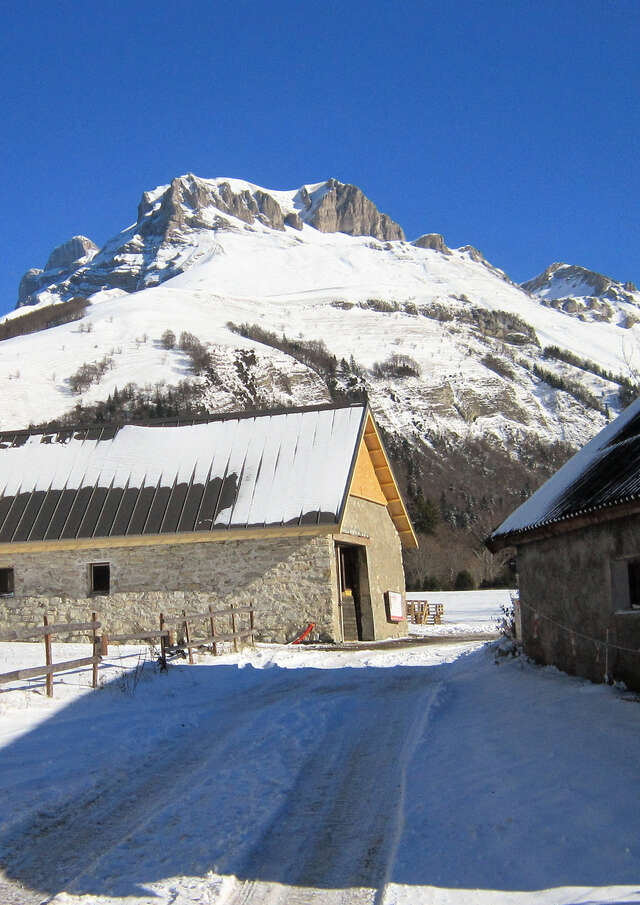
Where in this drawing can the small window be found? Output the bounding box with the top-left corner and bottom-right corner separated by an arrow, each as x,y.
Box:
629,560 -> 640,609
0,568 -> 14,596
89,562 -> 110,595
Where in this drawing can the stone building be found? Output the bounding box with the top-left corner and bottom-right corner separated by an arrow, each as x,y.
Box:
487,398 -> 640,689
0,403 -> 417,643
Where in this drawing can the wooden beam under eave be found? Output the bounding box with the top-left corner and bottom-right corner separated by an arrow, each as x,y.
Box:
357,412 -> 419,549
0,523 -> 336,555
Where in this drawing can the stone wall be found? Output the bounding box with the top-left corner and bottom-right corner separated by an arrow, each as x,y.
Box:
516,512 -> 640,689
0,533 -> 337,644
340,496 -> 408,640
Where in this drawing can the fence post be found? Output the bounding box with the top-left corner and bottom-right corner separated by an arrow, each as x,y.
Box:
209,604 -> 218,657
159,612 -> 167,669
91,611 -> 98,689
183,609 -> 193,665
231,603 -> 238,653
250,605 -> 255,647
101,632 -> 109,657
43,614 -> 53,698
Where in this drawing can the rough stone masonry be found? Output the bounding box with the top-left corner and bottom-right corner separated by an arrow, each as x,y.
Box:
0,533 -> 338,644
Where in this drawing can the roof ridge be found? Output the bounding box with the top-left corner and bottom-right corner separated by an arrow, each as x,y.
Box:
0,400 -> 369,442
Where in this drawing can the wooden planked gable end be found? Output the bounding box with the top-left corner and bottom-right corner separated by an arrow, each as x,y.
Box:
349,440 -> 387,506
345,413 -> 418,549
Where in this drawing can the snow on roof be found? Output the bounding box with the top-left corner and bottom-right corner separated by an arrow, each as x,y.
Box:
490,397 -> 640,545
0,405 -> 367,543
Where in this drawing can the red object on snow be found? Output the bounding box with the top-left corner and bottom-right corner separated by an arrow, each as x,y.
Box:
290,622 -> 316,645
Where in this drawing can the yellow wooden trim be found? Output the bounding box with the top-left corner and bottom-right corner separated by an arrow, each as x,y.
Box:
369,450 -> 387,467
344,413 -> 418,549
0,523 -> 335,555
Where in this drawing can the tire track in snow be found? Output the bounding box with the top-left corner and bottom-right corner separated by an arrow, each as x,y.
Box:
226,673 -> 444,905
1,669 -> 324,903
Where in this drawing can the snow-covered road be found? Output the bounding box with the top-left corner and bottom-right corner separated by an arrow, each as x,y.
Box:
0,638 -> 639,905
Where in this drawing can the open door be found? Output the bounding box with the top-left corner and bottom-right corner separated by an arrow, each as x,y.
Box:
336,544 -> 364,641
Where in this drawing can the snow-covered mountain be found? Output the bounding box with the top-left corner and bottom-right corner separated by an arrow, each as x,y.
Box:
521,262 -> 640,327
3,174 -> 639,584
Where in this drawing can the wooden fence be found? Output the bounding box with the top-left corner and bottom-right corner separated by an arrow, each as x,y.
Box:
406,599 -> 444,625
0,602 -> 260,696
161,603 -> 258,664
0,612 -> 101,697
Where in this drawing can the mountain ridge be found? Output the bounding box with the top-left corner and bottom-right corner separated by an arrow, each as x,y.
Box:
15,175 -> 405,308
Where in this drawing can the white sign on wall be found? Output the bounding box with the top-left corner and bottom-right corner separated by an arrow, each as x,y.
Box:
385,591 -> 404,622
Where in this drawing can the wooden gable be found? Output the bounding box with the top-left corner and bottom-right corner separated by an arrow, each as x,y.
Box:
349,441 -> 387,506
346,413 -> 418,549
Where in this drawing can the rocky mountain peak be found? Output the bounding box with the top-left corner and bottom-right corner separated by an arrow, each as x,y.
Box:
521,262 -> 640,326
522,263 -> 614,299
412,233 -> 451,254
138,174 -> 289,235
308,178 -> 405,241
15,174 -> 408,309
523,262 -> 640,304
45,236 -> 99,272
135,173 -> 405,241
17,236 -> 100,307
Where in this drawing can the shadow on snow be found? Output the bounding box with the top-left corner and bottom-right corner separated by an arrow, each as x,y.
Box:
0,647 -> 638,900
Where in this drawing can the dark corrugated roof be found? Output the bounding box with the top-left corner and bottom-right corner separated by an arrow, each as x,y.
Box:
490,398 -> 640,546
0,404 -> 368,544
532,436 -> 640,527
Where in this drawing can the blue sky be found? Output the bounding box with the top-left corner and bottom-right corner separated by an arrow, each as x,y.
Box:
1,0 -> 638,316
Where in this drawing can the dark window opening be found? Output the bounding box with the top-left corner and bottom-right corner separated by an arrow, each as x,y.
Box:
90,562 -> 110,595
0,568 -> 14,596
628,560 -> 640,609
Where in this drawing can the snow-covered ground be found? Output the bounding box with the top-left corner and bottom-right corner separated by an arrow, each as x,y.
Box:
407,588 -> 512,635
0,625 -> 639,905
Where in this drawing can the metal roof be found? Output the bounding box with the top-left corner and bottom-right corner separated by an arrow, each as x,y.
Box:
489,397 -> 640,548
0,405 -> 368,544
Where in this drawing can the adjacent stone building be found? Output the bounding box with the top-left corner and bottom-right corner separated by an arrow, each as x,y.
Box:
487,399 -> 640,689
0,403 -> 417,643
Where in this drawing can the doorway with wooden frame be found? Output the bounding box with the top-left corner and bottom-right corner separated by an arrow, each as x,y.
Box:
336,543 -> 371,641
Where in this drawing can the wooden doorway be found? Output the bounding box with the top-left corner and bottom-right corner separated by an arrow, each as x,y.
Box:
337,544 -> 365,641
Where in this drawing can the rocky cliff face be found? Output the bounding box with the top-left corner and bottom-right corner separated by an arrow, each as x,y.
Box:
45,236 -> 99,272
137,175 -> 291,233
307,179 -> 404,240
412,233 -> 451,254
17,236 -> 99,306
